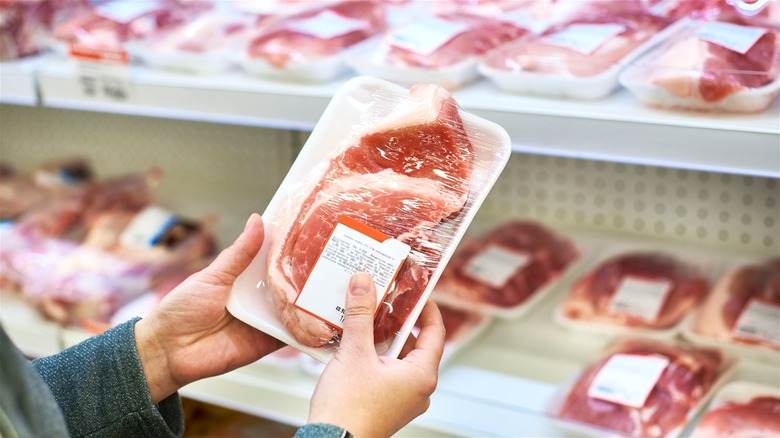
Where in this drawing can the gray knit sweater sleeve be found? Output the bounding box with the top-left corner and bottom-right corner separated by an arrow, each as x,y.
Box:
31,318 -> 184,438
295,423 -> 350,438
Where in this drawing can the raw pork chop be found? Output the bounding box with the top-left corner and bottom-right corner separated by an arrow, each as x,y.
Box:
266,84 -> 474,348
434,220 -> 578,309
558,338 -> 725,438
691,257 -> 780,350
561,252 -> 709,330
692,396 -> 780,438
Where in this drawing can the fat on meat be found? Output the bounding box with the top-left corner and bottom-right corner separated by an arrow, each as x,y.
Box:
561,252 -> 709,330
434,220 -> 578,309
246,1 -> 386,68
482,13 -> 672,77
266,84 -> 474,348
692,396 -> 780,438
558,338 -> 726,438
691,257 -> 780,350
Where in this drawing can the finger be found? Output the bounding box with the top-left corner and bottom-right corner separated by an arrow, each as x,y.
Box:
338,272 -> 378,358
198,213 -> 264,286
398,333 -> 417,359
404,300 -> 445,367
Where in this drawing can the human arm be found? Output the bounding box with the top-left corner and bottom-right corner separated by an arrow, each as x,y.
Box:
302,273 -> 446,437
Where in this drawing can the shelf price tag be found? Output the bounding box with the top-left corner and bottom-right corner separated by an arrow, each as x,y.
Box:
70,44 -> 132,103
295,216 -> 411,329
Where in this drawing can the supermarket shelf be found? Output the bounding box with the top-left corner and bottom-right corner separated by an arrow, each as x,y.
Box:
33,59 -> 780,178
0,292 -> 61,358
0,57 -> 42,106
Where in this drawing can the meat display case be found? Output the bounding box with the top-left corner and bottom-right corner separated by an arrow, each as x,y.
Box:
1,55 -> 778,437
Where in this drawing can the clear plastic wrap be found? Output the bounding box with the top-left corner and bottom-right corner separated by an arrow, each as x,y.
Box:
689,381 -> 780,438
555,247 -> 716,338
548,337 -> 737,438
619,19 -> 780,113
347,12 -> 528,89
227,76 -> 511,363
479,11 -> 681,99
237,1 -> 387,82
433,220 -> 580,318
682,257 -> 779,357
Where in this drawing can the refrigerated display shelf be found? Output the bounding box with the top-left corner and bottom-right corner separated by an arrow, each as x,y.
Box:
0,56 -> 42,106
0,56 -> 776,178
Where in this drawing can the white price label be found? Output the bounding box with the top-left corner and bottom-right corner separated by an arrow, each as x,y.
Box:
732,299 -> 780,346
119,206 -> 177,248
543,23 -> 626,55
285,10 -> 369,39
295,216 -> 411,329
95,1 -> 163,24
608,276 -> 672,322
77,64 -> 132,102
389,16 -> 470,55
501,11 -> 554,35
695,21 -> 767,54
588,353 -> 669,408
462,245 -> 531,289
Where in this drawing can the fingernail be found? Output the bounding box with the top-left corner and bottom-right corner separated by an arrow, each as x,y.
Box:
244,214 -> 257,232
349,273 -> 372,296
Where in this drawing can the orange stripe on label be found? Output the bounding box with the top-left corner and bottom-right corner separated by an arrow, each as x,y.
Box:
337,215 -> 390,243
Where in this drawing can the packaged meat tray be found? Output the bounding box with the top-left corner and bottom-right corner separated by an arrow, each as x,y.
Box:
347,12 -> 528,90
548,337 -> 737,438
413,303 -> 493,367
226,76 -> 511,364
237,1 -> 387,82
619,19 -> 780,113
682,257 -> 779,360
478,12 -> 684,99
432,220 -> 581,319
688,381 -> 780,438
554,245 -> 719,338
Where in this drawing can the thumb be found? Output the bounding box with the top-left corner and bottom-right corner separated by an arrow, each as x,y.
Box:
338,272 -> 378,357
196,213 -> 264,286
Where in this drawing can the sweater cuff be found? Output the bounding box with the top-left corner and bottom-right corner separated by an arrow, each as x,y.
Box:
32,318 -> 184,438
295,423 -> 352,438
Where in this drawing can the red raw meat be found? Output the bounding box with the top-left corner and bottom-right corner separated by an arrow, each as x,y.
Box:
435,220 -> 578,309
246,1 -> 386,68
417,304 -> 485,344
692,395 -> 780,437
562,252 -> 709,330
691,257 -> 780,350
558,338 -> 726,438
385,13 -> 527,69
267,84 -> 474,348
0,0 -> 52,60
482,13 -> 672,77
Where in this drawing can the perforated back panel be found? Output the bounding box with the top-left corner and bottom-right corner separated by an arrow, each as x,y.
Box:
1,104 -> 778,254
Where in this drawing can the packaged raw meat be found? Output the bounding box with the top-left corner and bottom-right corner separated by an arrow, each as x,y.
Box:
479,11 -> 681,99
433,220 -> 579,318
690,381 -> 780,438
619,19 -> 780,113
227,76 -> 511,363
683,257 -> 779,357
0,0 -> 52,61
238,1 -> 387,82
549,337 -> 736,438
555,248 -> 713,337
413,303 -> 492,366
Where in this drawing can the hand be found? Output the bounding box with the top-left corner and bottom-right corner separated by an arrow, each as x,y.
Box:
135,213 -> 284,403
307,273 -> 446,437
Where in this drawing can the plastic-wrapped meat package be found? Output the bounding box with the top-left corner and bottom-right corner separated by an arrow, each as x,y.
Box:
557,251 -> 710,335
131,9 -> 260,74
551,338 -> 735,438
348,12 -> 527,89
619,19 -> 780,113
240,1 -> 386,82
51,0 -> 206,54
433,220 -> 578,318
227,76 -> 511,363
11,204 -> 216,329
413,303 -> 491,366
685,257 -> 779,353
690,382 -> 780,438
0,0 -> 52,60
479,11 -> 678,99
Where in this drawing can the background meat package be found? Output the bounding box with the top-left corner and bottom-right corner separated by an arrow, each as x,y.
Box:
553,242 -> 725,339
432,219 -> 586,319
227,76 -> 511,364
547,337 -> 738,438
689,381 -> 780,438
681,256 -> 780,361
619,19 -> 780,114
